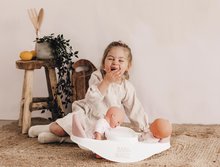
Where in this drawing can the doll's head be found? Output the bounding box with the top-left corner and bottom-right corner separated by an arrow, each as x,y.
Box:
100,41 -> 132,80
105,107 -> 125,128
149,118 -> 172,139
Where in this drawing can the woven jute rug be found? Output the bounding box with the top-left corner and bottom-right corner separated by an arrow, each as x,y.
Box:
0,118 -> 219,167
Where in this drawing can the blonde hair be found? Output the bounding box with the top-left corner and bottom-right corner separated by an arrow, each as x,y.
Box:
100,41 -> 132,80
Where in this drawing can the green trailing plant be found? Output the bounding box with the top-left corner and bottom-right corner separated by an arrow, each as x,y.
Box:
36,33 -> 78,119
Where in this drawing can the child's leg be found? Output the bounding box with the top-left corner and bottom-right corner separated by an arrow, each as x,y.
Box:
28,124 -> 51,138
72,113 -> 87,138
29,122 -> 67,138
38,132 -> 73,144
49,122 -> 67,137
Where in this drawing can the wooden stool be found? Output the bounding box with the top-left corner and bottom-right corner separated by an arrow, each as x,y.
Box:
16,60 -> 64,134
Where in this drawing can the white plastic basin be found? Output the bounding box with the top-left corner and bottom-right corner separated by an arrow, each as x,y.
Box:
105,126 -> 138,142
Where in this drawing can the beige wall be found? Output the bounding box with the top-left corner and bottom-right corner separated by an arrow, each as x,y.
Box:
0,0 -> 220,124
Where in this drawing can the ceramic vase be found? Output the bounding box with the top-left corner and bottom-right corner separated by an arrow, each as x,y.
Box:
36,42 -> 53,59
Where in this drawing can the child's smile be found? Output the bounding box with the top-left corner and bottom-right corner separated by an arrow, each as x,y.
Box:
104,47 -> 129,74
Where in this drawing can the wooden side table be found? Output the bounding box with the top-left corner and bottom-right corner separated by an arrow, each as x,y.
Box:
16,60 -> 64,134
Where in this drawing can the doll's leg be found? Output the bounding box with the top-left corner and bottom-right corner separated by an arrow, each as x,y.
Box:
28,124 -> 51,137
38,132 -> 73,144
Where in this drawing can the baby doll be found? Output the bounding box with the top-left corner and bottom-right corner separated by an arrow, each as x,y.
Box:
138,118 -> 172,143
94,106 -> 125,140
94,106 -> 125,158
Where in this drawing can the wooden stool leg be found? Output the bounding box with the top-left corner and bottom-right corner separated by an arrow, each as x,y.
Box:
18,73 -> 26,126
45,67 -> 64,114
22,70 -> 33,134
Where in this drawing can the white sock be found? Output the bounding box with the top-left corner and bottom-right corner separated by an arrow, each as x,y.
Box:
62,136 -> 73,143
28,124 -> 50,138
38,132 -> 73,144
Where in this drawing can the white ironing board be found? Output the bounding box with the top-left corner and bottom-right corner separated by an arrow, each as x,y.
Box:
71,126 -> 170,163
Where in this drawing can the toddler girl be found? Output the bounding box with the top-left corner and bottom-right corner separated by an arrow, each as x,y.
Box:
29,41 -> 171,143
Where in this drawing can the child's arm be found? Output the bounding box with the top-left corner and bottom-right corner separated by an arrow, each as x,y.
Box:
97,79 -> 110,95
98,69 -> 122,95
85,69 -> 122,102
122,81 -> 149,132
84,71 -> 105,103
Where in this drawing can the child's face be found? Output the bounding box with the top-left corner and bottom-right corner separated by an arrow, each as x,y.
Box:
103,47 -> 130,75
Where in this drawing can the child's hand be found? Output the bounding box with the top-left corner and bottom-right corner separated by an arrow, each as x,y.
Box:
98,68 -> 123,95
104,68 -> 123,84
